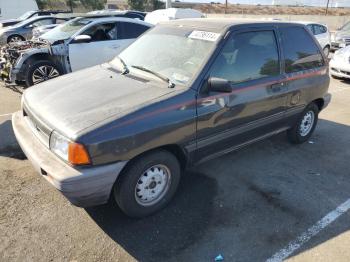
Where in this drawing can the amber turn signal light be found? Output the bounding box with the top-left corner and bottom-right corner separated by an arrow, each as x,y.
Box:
68,143 -> 91,165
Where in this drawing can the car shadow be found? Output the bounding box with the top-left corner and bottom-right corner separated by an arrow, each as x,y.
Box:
85,118 -> 350,261
85,171 -> 218,262
0,119 -> 25,160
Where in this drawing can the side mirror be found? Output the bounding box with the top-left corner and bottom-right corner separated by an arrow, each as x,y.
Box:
72,34 -> 91,44
206,77 -> 231,93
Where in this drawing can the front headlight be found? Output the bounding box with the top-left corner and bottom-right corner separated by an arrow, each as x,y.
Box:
50,131 -> 70,161
50,131 -> 91,165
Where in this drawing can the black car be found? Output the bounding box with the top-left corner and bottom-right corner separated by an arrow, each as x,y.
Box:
13,19 -> 331,218
0,10 -> 71,28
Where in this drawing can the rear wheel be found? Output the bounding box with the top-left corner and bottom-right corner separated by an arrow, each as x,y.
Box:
7,35 -> 25,43
287,103 -> 319,144
25,60 -> 62,87
114,150 -> 181,218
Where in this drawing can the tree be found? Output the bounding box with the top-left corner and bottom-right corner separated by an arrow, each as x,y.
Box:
128,0 -> 145,11
80,0 -> 107,10
151,0 -> 164,10
36,0 -> 49,9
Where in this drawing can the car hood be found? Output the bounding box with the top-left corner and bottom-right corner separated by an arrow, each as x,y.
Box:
0,19 -> 20,26
23,64 -> 181,140
335,30 -> 350,39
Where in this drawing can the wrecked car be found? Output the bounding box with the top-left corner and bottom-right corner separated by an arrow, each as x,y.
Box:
13,19 -> 330,218
0,16 -> 152,86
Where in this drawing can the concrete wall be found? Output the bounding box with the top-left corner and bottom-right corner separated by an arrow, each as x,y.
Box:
206,14 -> 350,30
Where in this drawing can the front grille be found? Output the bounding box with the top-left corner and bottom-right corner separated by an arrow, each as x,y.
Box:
23,104 -> 51,148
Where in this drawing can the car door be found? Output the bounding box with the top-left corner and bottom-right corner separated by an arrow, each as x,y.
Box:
68,22 -> 122,72
195,27 -> 289,162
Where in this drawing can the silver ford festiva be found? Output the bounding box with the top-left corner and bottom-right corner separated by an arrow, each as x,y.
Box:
13,19 -> 331,217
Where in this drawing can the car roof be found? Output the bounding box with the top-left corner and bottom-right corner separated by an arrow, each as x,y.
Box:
73,16 -> 152,26
294,21 -> 327,27
163,18 -> 307,32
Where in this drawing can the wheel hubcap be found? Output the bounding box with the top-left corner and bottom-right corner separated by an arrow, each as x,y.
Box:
299,111 -> 315,137
32,65 -> 60,84
135,164 -> 171,206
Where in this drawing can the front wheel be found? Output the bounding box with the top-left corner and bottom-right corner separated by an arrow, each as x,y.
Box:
287,103 -> 319,144
25,60 -> 62,87
114,150 -> 181,218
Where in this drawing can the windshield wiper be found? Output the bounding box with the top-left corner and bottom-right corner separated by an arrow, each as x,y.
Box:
116,56 -> 129,75
131,65 -> 175,88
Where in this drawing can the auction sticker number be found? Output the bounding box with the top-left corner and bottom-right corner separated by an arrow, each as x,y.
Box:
188,31 -> 220,42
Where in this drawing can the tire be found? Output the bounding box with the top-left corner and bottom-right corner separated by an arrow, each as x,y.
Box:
114,150 -> 181,218
7,35 -> 25,43
287,103 -> 319,144
323,46 -> 330,58
25,60 -> 62,87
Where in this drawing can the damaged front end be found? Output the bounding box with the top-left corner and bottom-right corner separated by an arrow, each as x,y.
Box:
0,40 -> 52,84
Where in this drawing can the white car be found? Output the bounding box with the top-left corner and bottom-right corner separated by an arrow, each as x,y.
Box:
144,8 -> 204,25
296,21 -> 331,56
0,16 -> 152,86
329,46 -> 350,79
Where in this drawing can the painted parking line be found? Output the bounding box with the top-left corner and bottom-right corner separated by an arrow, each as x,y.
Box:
0,113 -> 13,118
266,198 -> 350,262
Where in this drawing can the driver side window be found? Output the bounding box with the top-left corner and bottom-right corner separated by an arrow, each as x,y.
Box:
209,30 -> 280,84
81,23 -> 118,42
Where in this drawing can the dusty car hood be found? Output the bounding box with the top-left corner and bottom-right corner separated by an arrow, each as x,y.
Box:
23,64 -> 180,140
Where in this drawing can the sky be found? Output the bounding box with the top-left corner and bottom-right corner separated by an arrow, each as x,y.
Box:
177,0 -> 350,7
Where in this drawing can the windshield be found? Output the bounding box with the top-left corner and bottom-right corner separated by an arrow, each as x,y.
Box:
41,18 -> 92,41
18,11 -> 35,20
110,26 -> 219,86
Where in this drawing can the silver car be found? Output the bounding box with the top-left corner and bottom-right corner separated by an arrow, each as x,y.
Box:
0,16 -> 69,45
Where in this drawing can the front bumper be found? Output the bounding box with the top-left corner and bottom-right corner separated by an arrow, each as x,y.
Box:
12,111 -> 127,207
329,59 -> 350,79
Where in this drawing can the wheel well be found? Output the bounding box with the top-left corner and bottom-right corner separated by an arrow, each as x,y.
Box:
7,34 -> 24,42
313,98 -> 324,111
25,53 -> 53,65
119,144 -> 188,176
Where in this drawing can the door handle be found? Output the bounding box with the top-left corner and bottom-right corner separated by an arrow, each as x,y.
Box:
269,82 -> 286,92
110,45 -> 120,49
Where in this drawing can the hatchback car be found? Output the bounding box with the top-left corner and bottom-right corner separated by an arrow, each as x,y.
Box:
13,19 -> 331,217
0,10 -> 71,28
0,15 -> 71,44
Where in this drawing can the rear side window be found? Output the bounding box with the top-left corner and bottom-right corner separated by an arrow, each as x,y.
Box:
280,26 -> 324,73
118,22 -> 149,39
313,25 -> 327,35
209,30 -> 280,83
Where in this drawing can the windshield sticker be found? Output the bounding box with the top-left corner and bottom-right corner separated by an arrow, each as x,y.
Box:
188,31 -> 220,42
